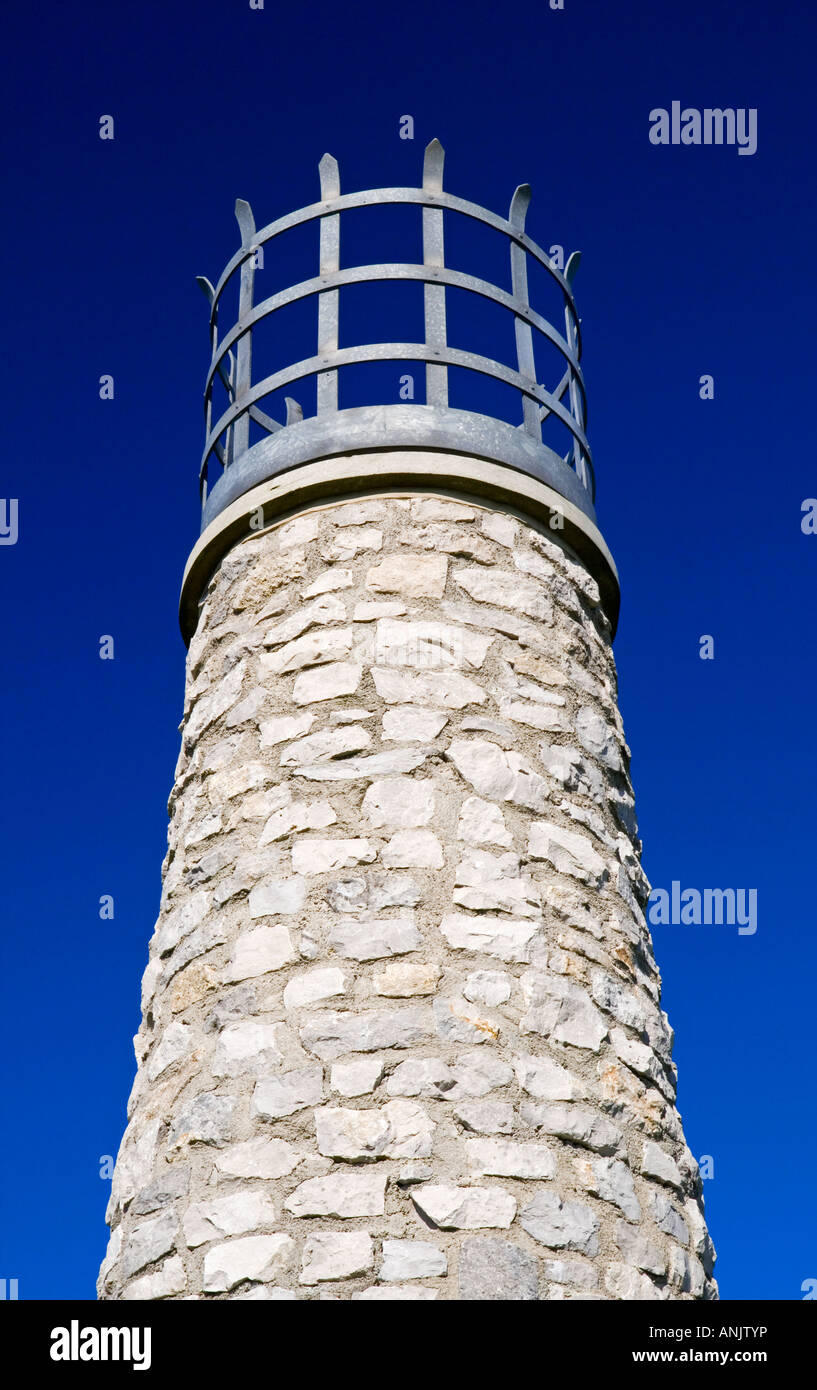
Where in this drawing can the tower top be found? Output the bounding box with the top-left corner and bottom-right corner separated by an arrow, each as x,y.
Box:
181,140 -> 619,640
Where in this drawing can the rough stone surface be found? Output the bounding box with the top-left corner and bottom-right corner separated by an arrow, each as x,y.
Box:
411,1184 -> 517,1230
285,1170 -> 387,1219
315,1101 -> 435,1161
458,1237 -> 539,1300
300,1232 -> 374,1284
379,1239 -> 447,1281
100,495 -> 716,1302
203,1234 -> 295,1293
520,1191 -> 600,1256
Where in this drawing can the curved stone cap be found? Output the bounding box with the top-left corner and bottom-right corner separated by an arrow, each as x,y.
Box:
180,447 -> 620,645
202,405 -> 597,534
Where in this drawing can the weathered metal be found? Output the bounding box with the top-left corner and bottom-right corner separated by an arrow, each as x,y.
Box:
196,140 -> 596,530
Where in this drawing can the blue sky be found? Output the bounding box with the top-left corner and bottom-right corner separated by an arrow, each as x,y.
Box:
2,0 -> 815,1300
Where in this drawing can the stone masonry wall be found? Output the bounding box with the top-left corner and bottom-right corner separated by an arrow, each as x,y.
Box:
98,493 -> 716,1301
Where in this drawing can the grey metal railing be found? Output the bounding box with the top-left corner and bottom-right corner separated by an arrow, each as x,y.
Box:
196,139 -> 595,528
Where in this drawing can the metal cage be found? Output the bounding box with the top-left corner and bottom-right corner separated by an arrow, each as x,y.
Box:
196,140 -> 596,532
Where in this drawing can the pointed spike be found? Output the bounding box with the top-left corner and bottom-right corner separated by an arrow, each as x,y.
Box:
423,138 -> 445,191
319,153 -> 340,199
196,275 -> 216,306
235,198 -> 256,247
509,184 -> 531,229
565,250 -> 582,285
285,397 -> 304,425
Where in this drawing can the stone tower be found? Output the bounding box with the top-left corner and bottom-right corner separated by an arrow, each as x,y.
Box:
98,143 -> 716,1301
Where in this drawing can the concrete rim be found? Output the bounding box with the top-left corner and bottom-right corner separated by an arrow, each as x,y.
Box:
179,449 -> 620,646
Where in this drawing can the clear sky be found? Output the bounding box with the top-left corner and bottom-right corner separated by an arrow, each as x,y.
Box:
2,0 -> 815,1300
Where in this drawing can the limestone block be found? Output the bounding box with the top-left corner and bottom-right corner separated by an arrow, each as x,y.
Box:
639,1142 -> 682,1191
371,962 -> 441,997
453,566 -> 550,620
466,1137 -> 556,1180
327,916 -> 420,961
184,1192 -> 278,1247
215,1137 -> 305,1180
520,1191 -> 600,1255
372,666 -> 487,709
259,799 -> 337,844
302,568 -> 353,597
170,1093 -> 236,1148
285,1170 -> 387,1219
520,1101 -> 622,1155
300,1007 -> 434,1059
322,527 -> 382,561
224,924 -> 297,982
292,662 -> 362,705
543,1257 -> 599,1290
453,1099 -> 514,1134
365,554 -> 448,597
122,1256 -> 186,1301
381,707 -> 449,743
527,822 -> 608,884
315,1101 -> 435,1161
652,1193 -> 690,1245
291,839 -> 376,874
300,1232 -> 375,1283
353,601 -> 408,621
386,1058 -> 457,1100
284,968 -> 349,1009
259,713 -> 315,747
329,1059 -> 386,1098
374,618 -> 492,669
462,970 -> 511,1006
280,727 -> 371,766
513,1052 -> 588,1102
212,1021 -> 293,1077
380,1240 -> 447,1281
574,1156 -> 641,1221
203,1234 -> 296,1293
456,796 -> 512,848
362,777 -> 436,830
411,1185 -> 517,1230
252,1067 -> 325,1119
605,1263 -> 666,1300
248,880 -> 307,918
458,1237 -> 539,1300
120,1212 -> 179,1282
439,913 -> 539,963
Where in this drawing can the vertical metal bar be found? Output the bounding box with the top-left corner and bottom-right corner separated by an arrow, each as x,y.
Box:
196,276 -> 218,503
563,252 -> 588,487
317,154 -> 340,414
232,199 -> 256,460
225,352 -> 236,468
422,139 -> 448,408
564,300 -> 588,488
509,184 -> 539,439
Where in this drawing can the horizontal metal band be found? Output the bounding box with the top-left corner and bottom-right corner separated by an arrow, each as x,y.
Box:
201,404 -> 596,532
205,262 -> 586,411
209,187 -> 579,325
201,345 -> 593,480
